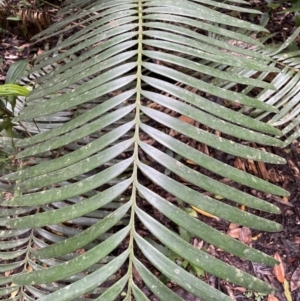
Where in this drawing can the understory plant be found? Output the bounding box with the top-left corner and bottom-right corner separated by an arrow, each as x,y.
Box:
0,60 -> 29,135
264,0 -> 300,27
1,0 -> 300,300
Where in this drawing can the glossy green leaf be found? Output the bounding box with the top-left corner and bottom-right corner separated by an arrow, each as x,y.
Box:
12,227 -> 129,285
16,90 -> 135,147
7,121 -> 134,181
142,107 -> 284,164
0,249 -> 27,260
142,75 -> 281,136
0,238 -> 30,250
5,60 -> 28,84
144,63 -> 277,112
3,159 -> 133,207
38,250 -> 129,301
94,274 -> 128,301
133,258 -> 184,301
15,71 -> 136,121
0,84 -> 30,97
134,233 -> 233,301
17,139 -> 134,190
143,51 -> 273,89
138,162 -> 282,232
132,283 -> 151,301
142,91 -> 282,147
137,183 -> 277,265
141,124 -> 288,196
0,229 -> 29,238
34,201 -> 131,259
139,141 -> 280,213
15,105 -> 135,158
0,261 -> 24,273
0,286 -> 20,297
6,180 -> 131,228
136,206 -> 275,293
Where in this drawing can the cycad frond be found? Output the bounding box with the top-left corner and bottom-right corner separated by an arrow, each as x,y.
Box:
0,1 -> 293,300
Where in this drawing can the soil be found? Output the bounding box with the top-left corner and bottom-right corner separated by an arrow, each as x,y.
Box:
0,1 -> 300,301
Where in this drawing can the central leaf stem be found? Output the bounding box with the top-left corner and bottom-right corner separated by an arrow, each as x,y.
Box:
127,0 -> 144,298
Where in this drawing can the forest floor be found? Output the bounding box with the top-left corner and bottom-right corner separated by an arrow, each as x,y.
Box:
0,1 -> 300,301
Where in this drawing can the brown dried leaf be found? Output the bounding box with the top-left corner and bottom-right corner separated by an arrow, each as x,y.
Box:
269,195 -> 294,207
4,192 -> 13,200
215,130 -> 221,137
5,271 -> 11,277
231,101 -> 242,109
282,196 -> 289,202
10,284 -> 19,298
229,223 -> 240,230
252,233 -> 261,241
37,48 -> 44,55
186,159 -> 197,165
202,144 -> 210,155
170,115 -> 195,136
247,159 -> 258,175
206,244 -> 217,257
193,238 -> 204,250
273,252 -> 285,283
76,249 -> 85,255
227,228 -> 241,239
27,265 -> 33,272
239,227 -> 252,245
178,115 -> 195,125
294,236 -> 300,244
19,43 -> 31,49
233,287 -> 247,293
227,227 -> 252,245
290,266 -> 300,291
234,157 -> 245,171
257,161 -> 269,180
267,295 -> 279,301
225,285 -> 236,300
132,265 -> 143,287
